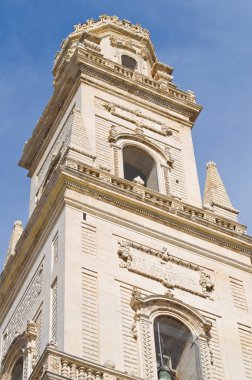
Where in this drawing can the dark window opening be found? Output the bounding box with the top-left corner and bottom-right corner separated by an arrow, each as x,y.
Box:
121,55 -> 137,70
154,316 -> 200,380
123,146 -> 159,191
11,358 -> 23,380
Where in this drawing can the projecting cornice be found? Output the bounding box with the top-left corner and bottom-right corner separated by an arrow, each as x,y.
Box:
1,159 -> 252,322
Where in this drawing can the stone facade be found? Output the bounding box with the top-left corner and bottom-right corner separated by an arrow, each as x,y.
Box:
1,15 -> 252,380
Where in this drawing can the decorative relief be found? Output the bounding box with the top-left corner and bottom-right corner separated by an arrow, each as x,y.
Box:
117,240 -> 214,299
141,319 -> 155,380
103,100 -> 176,138
2,263 -> 43,358
198,337 -> 212,380
73,15 -> 151,39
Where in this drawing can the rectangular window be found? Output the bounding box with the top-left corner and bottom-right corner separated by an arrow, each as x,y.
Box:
52,232 -> 59,268
50,279 -> 57,342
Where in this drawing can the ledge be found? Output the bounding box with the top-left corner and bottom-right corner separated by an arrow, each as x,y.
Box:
30,347 -> 142,380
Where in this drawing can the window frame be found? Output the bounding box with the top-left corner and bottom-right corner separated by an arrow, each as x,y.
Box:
130,292 -> 212,380
122,144 -> 160,192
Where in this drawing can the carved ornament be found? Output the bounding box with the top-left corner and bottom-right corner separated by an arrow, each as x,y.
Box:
118,240 -> 214,299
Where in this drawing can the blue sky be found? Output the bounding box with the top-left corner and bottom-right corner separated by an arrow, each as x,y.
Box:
1,0 -> 252,269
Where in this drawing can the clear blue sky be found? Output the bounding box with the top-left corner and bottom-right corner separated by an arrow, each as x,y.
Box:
1,0 -> 252,269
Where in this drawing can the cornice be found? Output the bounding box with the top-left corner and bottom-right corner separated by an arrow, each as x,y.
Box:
60,164 -> 250,251
1,163 -> 251,320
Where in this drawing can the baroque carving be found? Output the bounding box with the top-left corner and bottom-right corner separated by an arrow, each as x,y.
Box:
141,319 -> 155,380
117,240 -> 214,298
102,99 -> 178,138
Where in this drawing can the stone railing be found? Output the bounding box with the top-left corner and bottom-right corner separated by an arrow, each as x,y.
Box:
64,159 -> 247,236
30,347 -> 142,380
76,49 -> 194,104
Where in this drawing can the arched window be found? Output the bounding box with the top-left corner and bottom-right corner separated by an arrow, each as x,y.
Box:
123,146 -> 159,191
154,316 -> 200,380
121,55 -> 137,70
11,358 -> 23,380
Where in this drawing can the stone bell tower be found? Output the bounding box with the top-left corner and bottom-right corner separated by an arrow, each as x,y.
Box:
1,15 -> 252,380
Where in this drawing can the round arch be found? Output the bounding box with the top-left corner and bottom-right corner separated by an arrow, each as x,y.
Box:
131,292 -> 212,380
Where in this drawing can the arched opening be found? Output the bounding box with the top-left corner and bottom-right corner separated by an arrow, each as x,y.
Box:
154,316 -> 200,380
11,358 -> 23,380
121,55 -> 137,70
123,146 -> 159,191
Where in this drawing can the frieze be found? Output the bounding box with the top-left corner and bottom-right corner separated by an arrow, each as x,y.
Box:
102,99 -> 175,138
117,240 -> 214,298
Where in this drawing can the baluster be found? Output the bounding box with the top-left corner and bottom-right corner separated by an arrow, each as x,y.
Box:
86,368 -> 94,380
78,367 -> 86,380
61,360 -> 69,377
95,371 -> 102,380
70,363 -> 77,379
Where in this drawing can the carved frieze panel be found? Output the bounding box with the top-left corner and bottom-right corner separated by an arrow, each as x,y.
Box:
102,99 -> 177,139
117,240 -> 214,299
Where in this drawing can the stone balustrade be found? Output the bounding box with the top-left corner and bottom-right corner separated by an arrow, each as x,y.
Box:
76,49 -> 193,104
30,347 -> 142,380
64,159 -> 247,236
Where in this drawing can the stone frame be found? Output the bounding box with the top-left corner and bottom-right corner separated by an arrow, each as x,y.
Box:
130,291 -> 212,380
109,130 -> 172,195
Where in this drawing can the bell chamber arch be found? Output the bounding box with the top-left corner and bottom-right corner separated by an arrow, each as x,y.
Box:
130,292 -> 212,380
122,145 -> 159,191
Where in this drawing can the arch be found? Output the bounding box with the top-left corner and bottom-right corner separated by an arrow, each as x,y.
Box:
11,358 -> 23,380
121,55 -> 138,70
108,130 -> 173,166
122,145 -> 159,191
131,293 -> 211,335
131,292 -> 212,380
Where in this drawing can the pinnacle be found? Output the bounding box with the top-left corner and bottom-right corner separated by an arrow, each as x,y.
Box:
203,162 -> 238,221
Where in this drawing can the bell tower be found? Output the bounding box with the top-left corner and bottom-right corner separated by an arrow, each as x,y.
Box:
1,15 -> 252,380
